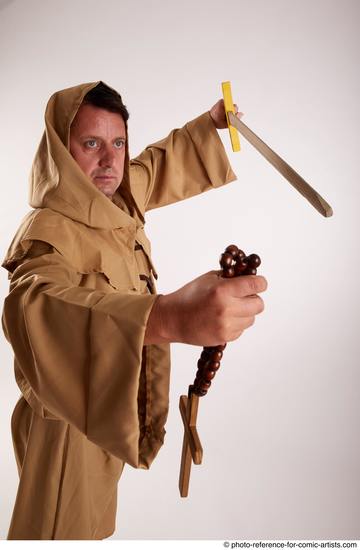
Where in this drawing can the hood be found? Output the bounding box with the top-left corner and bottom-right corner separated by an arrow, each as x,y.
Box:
29,80 -> 144,229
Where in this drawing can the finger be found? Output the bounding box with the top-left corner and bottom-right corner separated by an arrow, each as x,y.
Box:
230,294 -> 265,317
227,316 -> 255,341
225,275 -> 268,298
240,316 -> 256,330
208,269 -> 223,278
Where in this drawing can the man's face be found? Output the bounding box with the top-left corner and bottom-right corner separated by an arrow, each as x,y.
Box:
69,103 -> 126,199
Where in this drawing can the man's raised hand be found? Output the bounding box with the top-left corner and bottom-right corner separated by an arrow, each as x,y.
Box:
209,98 -> 244,129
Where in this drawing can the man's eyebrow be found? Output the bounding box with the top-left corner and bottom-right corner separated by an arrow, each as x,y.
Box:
80,134 -> 127,141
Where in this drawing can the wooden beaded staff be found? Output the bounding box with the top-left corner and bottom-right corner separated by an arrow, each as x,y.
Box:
178,244 -> 261,497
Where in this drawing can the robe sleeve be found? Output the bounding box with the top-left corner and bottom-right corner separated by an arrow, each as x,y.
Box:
130,111 -> 237,212
1,241 -> 167,469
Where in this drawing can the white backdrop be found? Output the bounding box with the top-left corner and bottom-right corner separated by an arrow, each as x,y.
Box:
0,0 -> 359,541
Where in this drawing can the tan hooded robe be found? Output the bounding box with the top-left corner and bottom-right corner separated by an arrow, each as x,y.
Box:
1,81 -> 237,540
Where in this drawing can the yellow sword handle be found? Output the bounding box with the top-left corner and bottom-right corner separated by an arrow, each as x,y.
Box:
222,81 -> 241,152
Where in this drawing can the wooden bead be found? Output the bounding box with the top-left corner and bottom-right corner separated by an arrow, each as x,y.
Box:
223,267 -> 235,278
204,369 -> 216,381
201,350 -> 210,360
237,249 -> 246,259
220,252 -> 233,268
208,345 -> 225,354
208,360 -> 220,371
247,254 -> 261,269
225,244 -> 239,257
216,343 -> 227,351
235,255 -> 247,266
191,385 -> 207,396
243,267 -> 257,276
234,259 -> 248,276
211,350 -> 223,361
200,380 -> 211,391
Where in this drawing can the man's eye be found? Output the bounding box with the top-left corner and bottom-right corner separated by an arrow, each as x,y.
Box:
85,139 -> 98,148
114,140 -> 125,149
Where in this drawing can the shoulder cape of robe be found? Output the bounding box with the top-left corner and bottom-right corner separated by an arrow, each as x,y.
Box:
1,80 -> 237,539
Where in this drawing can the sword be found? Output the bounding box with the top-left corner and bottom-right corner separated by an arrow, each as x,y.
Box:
222,82 -> 333,218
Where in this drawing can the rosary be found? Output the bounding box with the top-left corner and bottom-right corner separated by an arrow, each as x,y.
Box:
178,244 -> 261,497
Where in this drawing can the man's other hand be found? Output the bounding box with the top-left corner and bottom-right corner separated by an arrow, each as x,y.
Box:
209,98 -> 244,129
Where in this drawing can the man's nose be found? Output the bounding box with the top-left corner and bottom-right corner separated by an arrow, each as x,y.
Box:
99,146 -> 115,167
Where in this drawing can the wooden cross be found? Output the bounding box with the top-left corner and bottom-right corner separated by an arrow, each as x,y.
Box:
178,388 -> 203,497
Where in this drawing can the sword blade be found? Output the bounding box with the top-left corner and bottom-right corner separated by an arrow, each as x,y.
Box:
228,112 -> 333,218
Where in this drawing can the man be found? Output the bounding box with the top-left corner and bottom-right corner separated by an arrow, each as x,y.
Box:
1,81 -> 267,540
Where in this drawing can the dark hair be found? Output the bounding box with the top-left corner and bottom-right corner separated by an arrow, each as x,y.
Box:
82,82 -> 129,121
